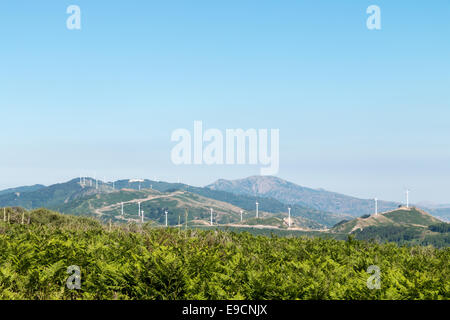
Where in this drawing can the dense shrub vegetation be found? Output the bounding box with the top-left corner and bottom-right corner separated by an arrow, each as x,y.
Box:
429,222 -> 450,233
353,225 -> 450,248
354,226 -> 423,242
0,208 -> 448,300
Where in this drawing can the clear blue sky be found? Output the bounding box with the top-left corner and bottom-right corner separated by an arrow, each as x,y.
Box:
1,1 -> 449,203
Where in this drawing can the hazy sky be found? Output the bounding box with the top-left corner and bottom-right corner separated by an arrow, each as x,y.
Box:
1,1 -> 449,203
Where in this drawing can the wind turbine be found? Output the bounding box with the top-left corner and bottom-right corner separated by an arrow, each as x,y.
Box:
256,201 -> 259,219
210,208 -> 214,226
288,207 -> 291,228
240,210 -> 243,222
375,198 -> 378,216
165,210 -> 168,227
406,189 -> 410,208
138,202 -> 141,217
141,210 -> 144,223
129,179 -> 144,191
121,202 -> 124,216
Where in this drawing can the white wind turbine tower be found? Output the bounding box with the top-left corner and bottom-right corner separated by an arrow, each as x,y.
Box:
406,189 -> 410,208
129,179 -> 144,191
256,201 -> 259,218
240,210 -> 243,222
141,210 -> 144,223
165,210 -> 168,227
288,207 -> 291,228
121,202 -> 124,216
138,202 -> 141,217
210,208 -> 214,226
375,198 -> 378,216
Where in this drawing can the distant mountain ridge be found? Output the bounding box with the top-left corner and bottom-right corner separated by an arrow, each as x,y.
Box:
54,188 -> 332,229
0,178 -> 348,229
0,178 -> 448,245
0,179 -> 109,209
0,184 -> 46,196
207,176 -> 402,217
1,176 -> 448,226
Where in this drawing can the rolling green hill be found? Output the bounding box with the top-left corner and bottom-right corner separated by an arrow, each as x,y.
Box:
330,207 -> 449,247
331,207 -> 442,234
1,177 -> 445,231
0,184 -> 46,196
0,178 -> 347,228
0,179 -> 111,209
101,179 -> 350,227
184,185 -> 349,227
53,188 -> 326,229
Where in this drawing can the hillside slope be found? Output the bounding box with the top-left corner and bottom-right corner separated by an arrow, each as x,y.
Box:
0,179 -> 112,209
332,207 -> 442,234
208,176 -> 402,216
0,178 -> 346,228
54,188 -> 326,229
0,184 -> 46,196
91,179 -> 346,226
